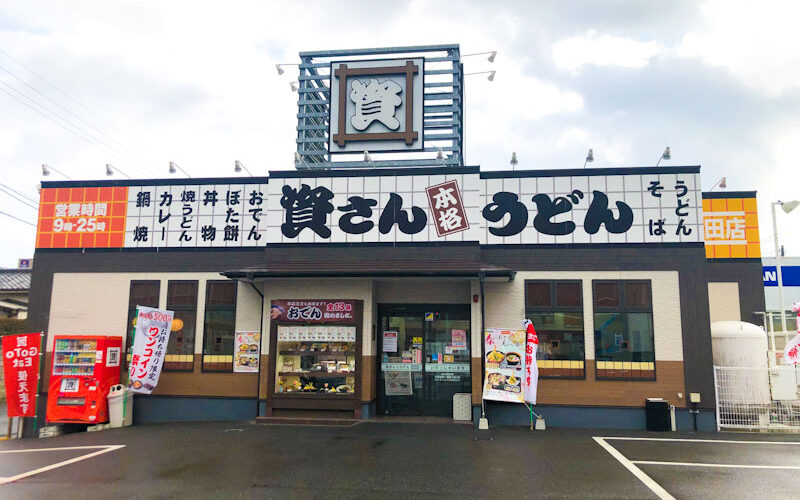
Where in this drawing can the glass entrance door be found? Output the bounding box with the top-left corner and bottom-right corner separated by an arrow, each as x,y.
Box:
378,304 -> 471,417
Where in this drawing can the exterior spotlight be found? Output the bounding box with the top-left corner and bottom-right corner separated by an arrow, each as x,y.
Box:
464,71 -> 496,81
42,163 -> 71,179
294,152 -> 309,169
583,149 -> 594,168
169,161 -> 190,177
462,51 -> 498,62
510,152 -> 518,169
364,151 -> 374,165
656,146 -> 671,167
781,200 -> 800,214
290,82 -> 299,92
106,163 -> 130,178
709,177 -> 727,191
436,148 -> 444,161
234,160 -> 252,176
275,63 -> 299,75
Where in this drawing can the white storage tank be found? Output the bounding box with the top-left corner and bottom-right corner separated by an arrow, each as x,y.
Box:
711,321 -> 770,406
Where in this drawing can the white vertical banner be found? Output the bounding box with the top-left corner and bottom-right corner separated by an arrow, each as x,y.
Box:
128,306 -> 174,394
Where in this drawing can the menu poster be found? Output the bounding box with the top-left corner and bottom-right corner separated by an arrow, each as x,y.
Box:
451,329 -> 467,351
234,331 -> 261,373
383,331 -> 398,353
483,328 -> 526,403
385,370 -> 413,395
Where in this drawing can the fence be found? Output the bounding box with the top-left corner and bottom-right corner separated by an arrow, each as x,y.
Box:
714,365 -> 800,431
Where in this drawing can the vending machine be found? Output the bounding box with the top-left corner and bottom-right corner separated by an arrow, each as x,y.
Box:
46,335 -> 123,424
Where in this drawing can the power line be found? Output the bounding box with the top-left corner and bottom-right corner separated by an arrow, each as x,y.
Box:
0,80 -> 155,178
0,186 -> 38,210
0,210 -> 36,227
0,47 -> 153,153
0,62 -> 162,177
0,182 -> 39,204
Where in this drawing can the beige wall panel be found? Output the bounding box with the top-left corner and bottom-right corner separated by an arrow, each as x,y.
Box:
47,272 -> 247,353
708,282 -> 741,323
484,271 -> 684,362
375,278 -> 471,304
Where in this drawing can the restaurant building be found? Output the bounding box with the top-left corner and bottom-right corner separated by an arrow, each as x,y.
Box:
26,45 -> 720,431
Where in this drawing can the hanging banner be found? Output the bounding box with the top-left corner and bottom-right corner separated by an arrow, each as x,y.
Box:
128,306 -> 174,394
782,302 -> 800,365
483,328 -> 526,403
2,333 -> 42,417
234,331 -> 261,373
523,320 -> 540,404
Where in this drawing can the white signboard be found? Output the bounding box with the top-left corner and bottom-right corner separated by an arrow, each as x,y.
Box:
53,168 -> 703,249
128,306 -> 174,394
124,183 -> 268,248
329,58 -> 424,153
266,173 -> 480,243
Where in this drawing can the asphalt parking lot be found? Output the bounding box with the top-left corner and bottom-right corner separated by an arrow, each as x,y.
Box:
1,421 -> 800,499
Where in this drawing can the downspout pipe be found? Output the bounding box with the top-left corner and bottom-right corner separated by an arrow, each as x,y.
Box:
246,272 -> 265,417
479,272 -> 486,419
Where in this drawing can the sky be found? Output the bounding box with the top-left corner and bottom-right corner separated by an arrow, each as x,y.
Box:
0,0 -> 799,267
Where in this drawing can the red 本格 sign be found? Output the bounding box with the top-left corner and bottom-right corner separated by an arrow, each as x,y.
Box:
2,333 -> 42,417
426,179 -> 470,237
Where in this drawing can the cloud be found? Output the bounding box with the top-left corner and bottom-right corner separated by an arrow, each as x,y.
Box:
552,31 -> 665,72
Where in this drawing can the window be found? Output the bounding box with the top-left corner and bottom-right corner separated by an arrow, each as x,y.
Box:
202,281 -> 237,372
525,280 -> 585,378
165,281 -> 198,371
125,281 -> 160,357
593,280 -> 655,380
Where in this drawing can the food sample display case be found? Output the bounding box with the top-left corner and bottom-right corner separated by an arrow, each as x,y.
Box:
266,300 -> 362,418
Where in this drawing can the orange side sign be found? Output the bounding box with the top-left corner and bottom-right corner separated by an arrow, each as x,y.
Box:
36,187 -> 128,248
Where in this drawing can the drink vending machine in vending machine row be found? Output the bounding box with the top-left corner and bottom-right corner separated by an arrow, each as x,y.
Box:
46,335 -> 123,424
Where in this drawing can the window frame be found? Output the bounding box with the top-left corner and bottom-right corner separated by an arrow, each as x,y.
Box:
201,280 -> 238,373
591,279 -> 656,381
524,279 -> 586,380
164,279 -> 199,372
125,280 -> 161,357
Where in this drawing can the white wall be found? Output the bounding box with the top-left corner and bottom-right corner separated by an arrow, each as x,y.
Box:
47,272 -> 261,353
483,271 -> 684,361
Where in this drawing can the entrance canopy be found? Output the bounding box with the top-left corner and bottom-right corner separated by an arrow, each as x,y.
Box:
221,259 -> 514,280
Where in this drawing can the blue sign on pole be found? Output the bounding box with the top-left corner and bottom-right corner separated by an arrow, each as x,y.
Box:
763,266 -> 800,286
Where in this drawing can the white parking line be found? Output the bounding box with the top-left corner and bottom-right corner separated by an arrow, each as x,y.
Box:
0,445 -> 125,485
593,437 -> 676,500
632,460 -> 800,470
600,436 -> 800,445
595,436 -> 800,500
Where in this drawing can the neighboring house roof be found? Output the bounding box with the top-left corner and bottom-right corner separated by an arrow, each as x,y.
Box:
0,269 -> 31,292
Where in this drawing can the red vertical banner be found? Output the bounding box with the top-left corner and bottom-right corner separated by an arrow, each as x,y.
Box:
2,333 -> 42,417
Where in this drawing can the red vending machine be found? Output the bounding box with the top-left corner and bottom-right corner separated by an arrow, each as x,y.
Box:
46,335 -> 123,424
